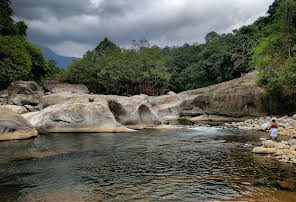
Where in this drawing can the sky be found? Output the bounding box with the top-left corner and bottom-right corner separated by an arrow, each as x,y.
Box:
12,0 -> 274,58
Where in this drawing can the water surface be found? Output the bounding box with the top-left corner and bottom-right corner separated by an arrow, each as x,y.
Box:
0,127 -> 296,201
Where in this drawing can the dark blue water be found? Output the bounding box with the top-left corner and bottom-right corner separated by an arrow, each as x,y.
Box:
0,127 -> 296,201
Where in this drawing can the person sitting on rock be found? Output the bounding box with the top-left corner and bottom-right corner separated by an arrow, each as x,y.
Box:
269,119 -> 278,140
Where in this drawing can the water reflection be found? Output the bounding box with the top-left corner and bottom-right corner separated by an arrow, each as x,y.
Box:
0,127 -> 295,201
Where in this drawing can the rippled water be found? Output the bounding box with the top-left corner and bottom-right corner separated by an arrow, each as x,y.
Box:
1,127 -> 296,201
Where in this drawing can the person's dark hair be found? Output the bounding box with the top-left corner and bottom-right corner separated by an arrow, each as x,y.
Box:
272,119 -> 276,122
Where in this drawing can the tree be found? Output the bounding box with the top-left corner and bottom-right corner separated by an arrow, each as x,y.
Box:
231,25 -> 259,76
64,39 -> 170,95
0,0 -> 17,35
205,31 -> 220,43
251,0 -> 296,96
15,21 -> 28,36
282,0 -> 296,58
0,36 -> 32,89
0,0 -> 56,89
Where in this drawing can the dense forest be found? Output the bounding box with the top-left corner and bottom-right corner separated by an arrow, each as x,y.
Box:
0,0 -> 60,90
0,0 -> 296,97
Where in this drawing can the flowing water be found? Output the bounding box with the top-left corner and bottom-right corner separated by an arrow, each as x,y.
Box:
1,126 -> 296,202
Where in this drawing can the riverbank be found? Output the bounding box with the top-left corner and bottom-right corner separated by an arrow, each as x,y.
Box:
1,71 -> 296,141
223,115 -> 296,137
252,139 -> 296,164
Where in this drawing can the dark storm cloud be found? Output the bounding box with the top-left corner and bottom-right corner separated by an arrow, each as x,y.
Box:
12,0 -> 274,57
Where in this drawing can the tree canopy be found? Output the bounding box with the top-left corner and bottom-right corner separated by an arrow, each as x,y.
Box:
63,38 -> 170,95
0,0 -> 63,90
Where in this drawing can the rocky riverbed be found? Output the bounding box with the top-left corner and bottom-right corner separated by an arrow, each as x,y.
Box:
223,115 -> 296,165
253,139 -> 296,164
225,115 -> 296,137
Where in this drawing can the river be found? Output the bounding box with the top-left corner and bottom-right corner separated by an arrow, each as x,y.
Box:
1,126 -> 296,201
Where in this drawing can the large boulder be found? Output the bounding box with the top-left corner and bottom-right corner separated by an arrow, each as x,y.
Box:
105,95 -> 161,127
41,93 -> 87,108
40,93 -> 162,129
148,94 -> 183,119
0,109 -> 38,141
177,72 -> 267,117
263,140 -> 276,148
8,81 -> 44,106
43,80 -> 89,94
23,97 -> 135,133
146,72 -> 269,119
252,147 -> 277,154
0,105 -> 28,114
275,143 -> 290,150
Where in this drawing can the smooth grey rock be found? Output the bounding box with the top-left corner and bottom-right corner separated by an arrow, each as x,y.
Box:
43,80 -> 89,94
23,98 -> 133,133
0,108 -> 38,140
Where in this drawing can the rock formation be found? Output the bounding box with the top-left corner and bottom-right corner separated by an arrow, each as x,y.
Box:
0,105 -> 28,114
23,94 -> 161,133
23,97 -> 133,133
7,81 -> 44,106
145,71 -> 270,120
177,71 -> 267,117
22,71 -> 288,133
43,80 -> 89,94
0,108 -> 38,141
5,71 -> 296,135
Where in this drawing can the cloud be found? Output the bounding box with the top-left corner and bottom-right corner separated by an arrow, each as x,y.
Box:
12,0 -> 274,57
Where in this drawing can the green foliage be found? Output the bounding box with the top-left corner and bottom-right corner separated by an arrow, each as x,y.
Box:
252,0 -> 296,96
0,35 -> 60,89
64,38 -> 170,95
205,31 -> 220,43
281,57 -> 296,93
0,0 -> 16,36
165,44 -> 202,92
15,21 -> 28,36
0,0 -> 59,90
0,36 -> 32,88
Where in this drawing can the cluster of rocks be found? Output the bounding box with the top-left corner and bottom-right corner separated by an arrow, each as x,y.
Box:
225,115 -> 296,137
0,80 -> 166,140
252,139 -> 296,164
1,71 -> 295,141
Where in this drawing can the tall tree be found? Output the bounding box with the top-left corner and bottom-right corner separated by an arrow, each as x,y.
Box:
282,0 -> 296,58
0,0 -> 16,35
205,31 -> 220,43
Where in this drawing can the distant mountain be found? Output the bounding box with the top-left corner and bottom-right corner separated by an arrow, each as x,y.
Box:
37,45 -> 80,69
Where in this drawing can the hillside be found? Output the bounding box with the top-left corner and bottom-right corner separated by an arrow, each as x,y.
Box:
37,45 -> 80,69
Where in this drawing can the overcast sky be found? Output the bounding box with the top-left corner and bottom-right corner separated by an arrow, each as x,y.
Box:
12,0 -> 274,57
